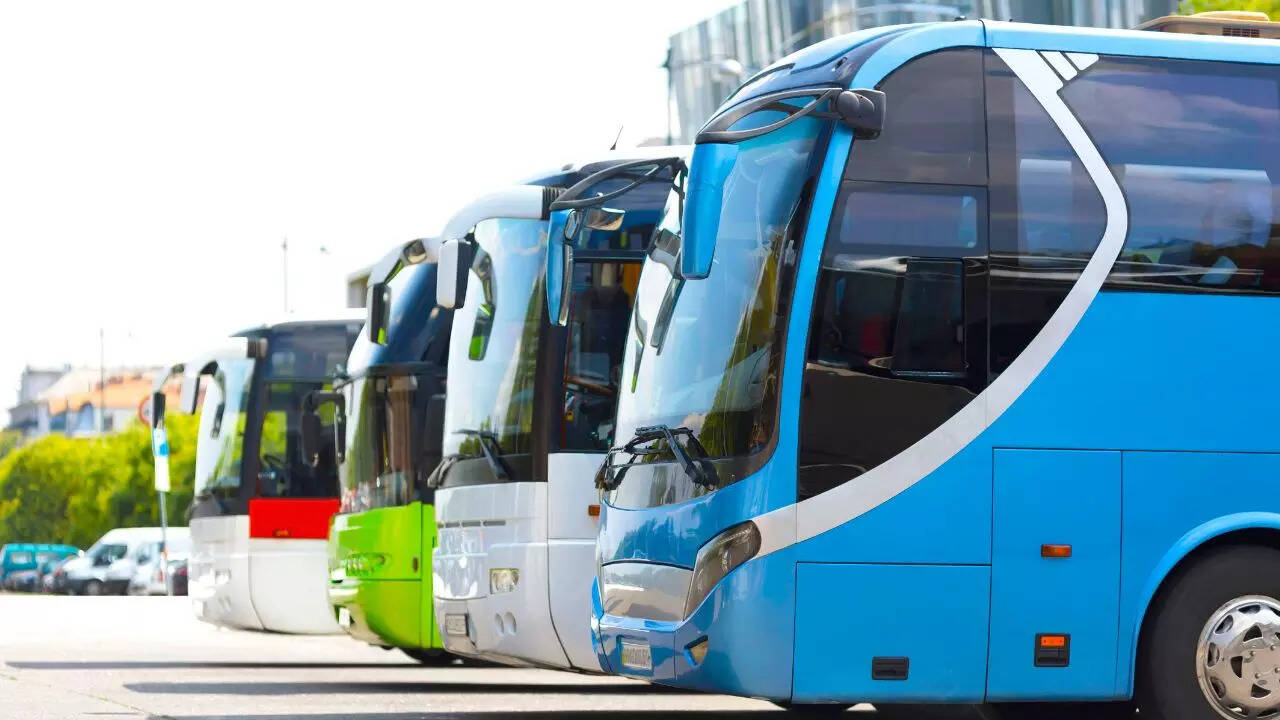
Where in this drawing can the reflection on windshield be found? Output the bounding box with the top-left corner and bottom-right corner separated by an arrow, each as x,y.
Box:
608,113 -> 826,509
192,358 -> 255,498
439,218 -> 546,485
340,370 -> 445,512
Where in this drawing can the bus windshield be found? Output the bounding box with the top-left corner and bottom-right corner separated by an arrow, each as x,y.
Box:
437,218 -> 546,488
339,263 -> 450,512
193,357 -> 255,500
606,113 -> 828,509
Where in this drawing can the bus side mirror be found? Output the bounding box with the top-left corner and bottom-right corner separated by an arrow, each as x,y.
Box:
367,282 -> 391,345
681,143 -> 738,279
836,89 -> 886,139
300,392 -> 346,467
437,238 -> 474,310
300,409 -> 322,468
546,209 -> 574,327
148,392 -> 166,429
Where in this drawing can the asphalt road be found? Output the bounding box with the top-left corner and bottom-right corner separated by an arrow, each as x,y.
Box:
0,594 -> 985,720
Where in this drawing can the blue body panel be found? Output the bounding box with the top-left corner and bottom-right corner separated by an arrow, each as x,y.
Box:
595,18 -> 1280,703
794,563 -> 990,702
988,449 -> 1121,700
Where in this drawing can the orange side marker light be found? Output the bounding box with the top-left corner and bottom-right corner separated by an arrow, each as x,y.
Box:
1040,544 -> 1072,558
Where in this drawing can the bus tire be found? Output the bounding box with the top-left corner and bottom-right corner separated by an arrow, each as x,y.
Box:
400,648 -> 453,665
1139,544 -> 1280,720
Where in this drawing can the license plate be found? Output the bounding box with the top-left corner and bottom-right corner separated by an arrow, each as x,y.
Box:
337,607 -> 352,628
620,639 -> 652,671
445,614 -> 468,637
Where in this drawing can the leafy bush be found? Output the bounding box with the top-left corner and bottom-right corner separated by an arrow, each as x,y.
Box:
0,414 -> 198,549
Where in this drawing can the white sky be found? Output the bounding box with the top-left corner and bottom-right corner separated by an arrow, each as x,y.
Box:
0,0 -> 735,424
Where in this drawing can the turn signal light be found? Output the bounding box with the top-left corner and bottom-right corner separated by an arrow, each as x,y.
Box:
588,504 -> 601,517
1039,634 -> 1067,648
273,528 -> 291,538
1040,544 -> 1072,558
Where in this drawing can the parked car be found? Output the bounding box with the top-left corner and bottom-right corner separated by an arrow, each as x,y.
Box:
42,556 -> 78,594
126,532 -> 191,596
166,557 -> 188,597
5,568 -> 41,592
64,528 -> 172,596
0,543 -> 80,586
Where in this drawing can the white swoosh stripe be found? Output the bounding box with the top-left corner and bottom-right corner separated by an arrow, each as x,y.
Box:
753,48 -> 1129,558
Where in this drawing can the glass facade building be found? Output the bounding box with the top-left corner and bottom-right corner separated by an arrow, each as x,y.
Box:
666,0 -> 1180,142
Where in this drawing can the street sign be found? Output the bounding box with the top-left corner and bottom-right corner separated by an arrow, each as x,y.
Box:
152,427 -> 171,492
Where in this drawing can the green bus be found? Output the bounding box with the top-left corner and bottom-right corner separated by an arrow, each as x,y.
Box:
324,240 -> 454,662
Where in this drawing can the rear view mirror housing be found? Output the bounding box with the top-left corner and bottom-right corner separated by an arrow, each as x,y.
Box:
546,209 -> 574,327
681,143 -> 738,280
300,391 -> 346,467
836,89 -> 886,139
300,410 -> 322,468
147,391 -> 166,429
367,282 -> 391,345
437,238 -> 475,310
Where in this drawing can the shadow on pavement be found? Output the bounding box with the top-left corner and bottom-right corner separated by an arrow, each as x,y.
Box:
8,661 -> 423,670
147,709 -> 982,720
124,680 -> 686,695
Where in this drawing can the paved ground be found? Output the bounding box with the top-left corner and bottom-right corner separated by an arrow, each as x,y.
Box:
0,594 -> 984,719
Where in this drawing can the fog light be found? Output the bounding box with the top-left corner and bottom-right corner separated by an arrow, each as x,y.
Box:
490,567 -> 519,594
686,637 -> 709,666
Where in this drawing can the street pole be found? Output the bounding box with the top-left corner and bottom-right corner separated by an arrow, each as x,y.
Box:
159,487 -> 169,596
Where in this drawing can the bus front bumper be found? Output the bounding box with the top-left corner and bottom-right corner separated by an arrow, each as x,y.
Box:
591,558 -> 795,700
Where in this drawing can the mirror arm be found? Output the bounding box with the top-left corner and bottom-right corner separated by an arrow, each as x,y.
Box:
549,157 -> 685,212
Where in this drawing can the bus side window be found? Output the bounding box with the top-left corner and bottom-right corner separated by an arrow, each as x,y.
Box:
1062,56 -> 1280,293
800,47 -> 988,502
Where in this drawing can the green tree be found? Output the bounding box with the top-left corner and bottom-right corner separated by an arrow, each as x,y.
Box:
0,413 -> 198,549
1178,0 -> 1280,20
0,430 -> 22,462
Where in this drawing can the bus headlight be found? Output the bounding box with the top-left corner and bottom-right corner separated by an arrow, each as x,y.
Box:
490,568 -> 519,594
684,521 -> 760,618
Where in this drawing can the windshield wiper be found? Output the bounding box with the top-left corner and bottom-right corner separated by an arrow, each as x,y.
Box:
454,428 -> 514,481
598,424 -> 719,491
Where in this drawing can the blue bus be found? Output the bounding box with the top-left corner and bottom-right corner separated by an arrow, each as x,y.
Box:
571,15 -> 1280,719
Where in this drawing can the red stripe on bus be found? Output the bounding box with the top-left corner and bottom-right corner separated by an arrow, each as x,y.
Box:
248,498 -> 340,540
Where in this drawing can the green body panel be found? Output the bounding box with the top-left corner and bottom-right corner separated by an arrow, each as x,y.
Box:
327,502 -> 442,650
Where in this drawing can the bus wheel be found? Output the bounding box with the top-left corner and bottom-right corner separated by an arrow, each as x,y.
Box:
400,648 -> 454,666
1140,545 -> 1280,720
83,580 -> 103,596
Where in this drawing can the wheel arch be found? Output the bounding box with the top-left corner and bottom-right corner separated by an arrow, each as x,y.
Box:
1127,512 -> 1280,694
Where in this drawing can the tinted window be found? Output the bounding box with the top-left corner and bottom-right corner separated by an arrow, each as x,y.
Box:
802,185 -> 986,500
257,380 -> 340,498
846,48 -> 987,185
264,323 -> 362,379
1062,56 -> 1280,292
986,51 -> 1107,376
562,260 -> 640,452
